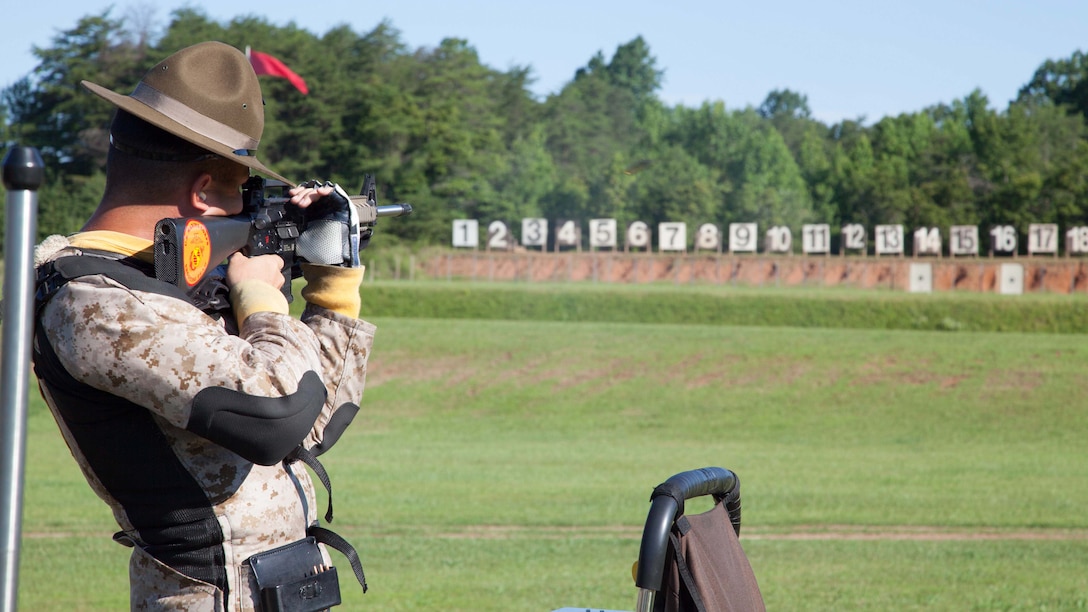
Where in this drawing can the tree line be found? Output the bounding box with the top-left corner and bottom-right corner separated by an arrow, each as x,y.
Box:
2,8 -> 1088,253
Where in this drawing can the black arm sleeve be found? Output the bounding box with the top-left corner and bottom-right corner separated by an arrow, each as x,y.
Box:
311,402 -> 359,456
187,371 -> 327,465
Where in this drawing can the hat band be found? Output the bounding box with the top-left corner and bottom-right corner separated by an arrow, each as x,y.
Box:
109,134 -> 221,162
130,82 -> 260,153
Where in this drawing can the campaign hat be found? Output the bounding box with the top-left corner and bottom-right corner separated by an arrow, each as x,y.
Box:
81,41 -> 290,184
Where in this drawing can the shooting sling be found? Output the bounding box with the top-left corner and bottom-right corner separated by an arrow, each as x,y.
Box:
33,252 -> 368,601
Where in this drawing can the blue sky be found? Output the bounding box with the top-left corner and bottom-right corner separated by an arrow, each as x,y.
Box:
4,0 -> 1087,125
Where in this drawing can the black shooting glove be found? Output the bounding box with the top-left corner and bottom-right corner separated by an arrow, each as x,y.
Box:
295,180 -> 362,268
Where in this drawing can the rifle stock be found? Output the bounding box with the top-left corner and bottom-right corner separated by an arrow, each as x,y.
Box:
154,216 -> 243,289
153,215 -> 293,303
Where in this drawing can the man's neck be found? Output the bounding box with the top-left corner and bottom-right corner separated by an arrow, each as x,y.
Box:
81,202 -> 177,242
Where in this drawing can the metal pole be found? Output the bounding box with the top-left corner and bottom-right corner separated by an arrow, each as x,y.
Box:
1,146 -> 44,612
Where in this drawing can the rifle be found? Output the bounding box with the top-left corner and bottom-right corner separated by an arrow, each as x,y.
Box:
153,175 -> 411,311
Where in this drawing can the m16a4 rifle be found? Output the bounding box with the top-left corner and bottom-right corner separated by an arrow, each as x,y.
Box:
153,175 -> 411,311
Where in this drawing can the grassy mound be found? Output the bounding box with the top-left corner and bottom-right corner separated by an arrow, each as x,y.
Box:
354,281 -> 1088,333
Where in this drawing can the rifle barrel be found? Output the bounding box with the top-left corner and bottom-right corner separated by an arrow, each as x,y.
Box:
376,203 -> 412,218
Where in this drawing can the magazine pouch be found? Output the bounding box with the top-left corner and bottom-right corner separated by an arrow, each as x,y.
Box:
248,537 -> 341,611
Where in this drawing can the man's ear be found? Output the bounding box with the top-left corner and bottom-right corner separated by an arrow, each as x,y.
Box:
186,173 -> 214,215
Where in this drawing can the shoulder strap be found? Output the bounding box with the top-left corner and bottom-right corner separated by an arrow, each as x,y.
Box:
36,252 -> 231,317
669,517 -> 708,612
37,254 -> 192,311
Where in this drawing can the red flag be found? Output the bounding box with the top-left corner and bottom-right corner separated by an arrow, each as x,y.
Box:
247,48 -> 309,95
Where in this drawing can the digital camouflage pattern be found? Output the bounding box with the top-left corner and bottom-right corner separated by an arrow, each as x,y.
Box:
34,236 -> 374,611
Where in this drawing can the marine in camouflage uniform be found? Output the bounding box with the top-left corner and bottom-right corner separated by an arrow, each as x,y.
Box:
35,234 -> 373,610
31,41 -> 375,611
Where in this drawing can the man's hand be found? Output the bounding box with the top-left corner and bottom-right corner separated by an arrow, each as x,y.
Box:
288,181 -> 337,209
226,252 -> 285,289
293,180 -> 362,267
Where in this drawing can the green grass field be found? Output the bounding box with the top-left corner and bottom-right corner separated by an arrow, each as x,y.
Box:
16,288 -> 1088,610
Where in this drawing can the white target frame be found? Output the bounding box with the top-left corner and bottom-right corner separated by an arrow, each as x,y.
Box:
452,219 -> 479,248
626,221 -> 650,251
521,218 -> 548,248
989,225 -> 1017,256
588,218 -> 617,250
1028,223 -> 1058,256
874,225 -> 904,256
695,223 -> 721,252
949,225 -> 979,257
802,224 -> 831,255
765,226 -> 792,254
658,222 -> 687,252
841,223 -> 867,253
728,223 -> 758,254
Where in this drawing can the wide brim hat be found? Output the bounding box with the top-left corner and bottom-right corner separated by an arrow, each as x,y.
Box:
81,41 -> 291,185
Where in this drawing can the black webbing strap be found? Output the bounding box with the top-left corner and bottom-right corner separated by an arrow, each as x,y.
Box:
37,254 -> 184,313
35,252 -> 229,319
292,446 -> 368,595
308,525 -> 368,594
651,480 -> 686,518
286,445 -> 334,524
669,517 -> 707,612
